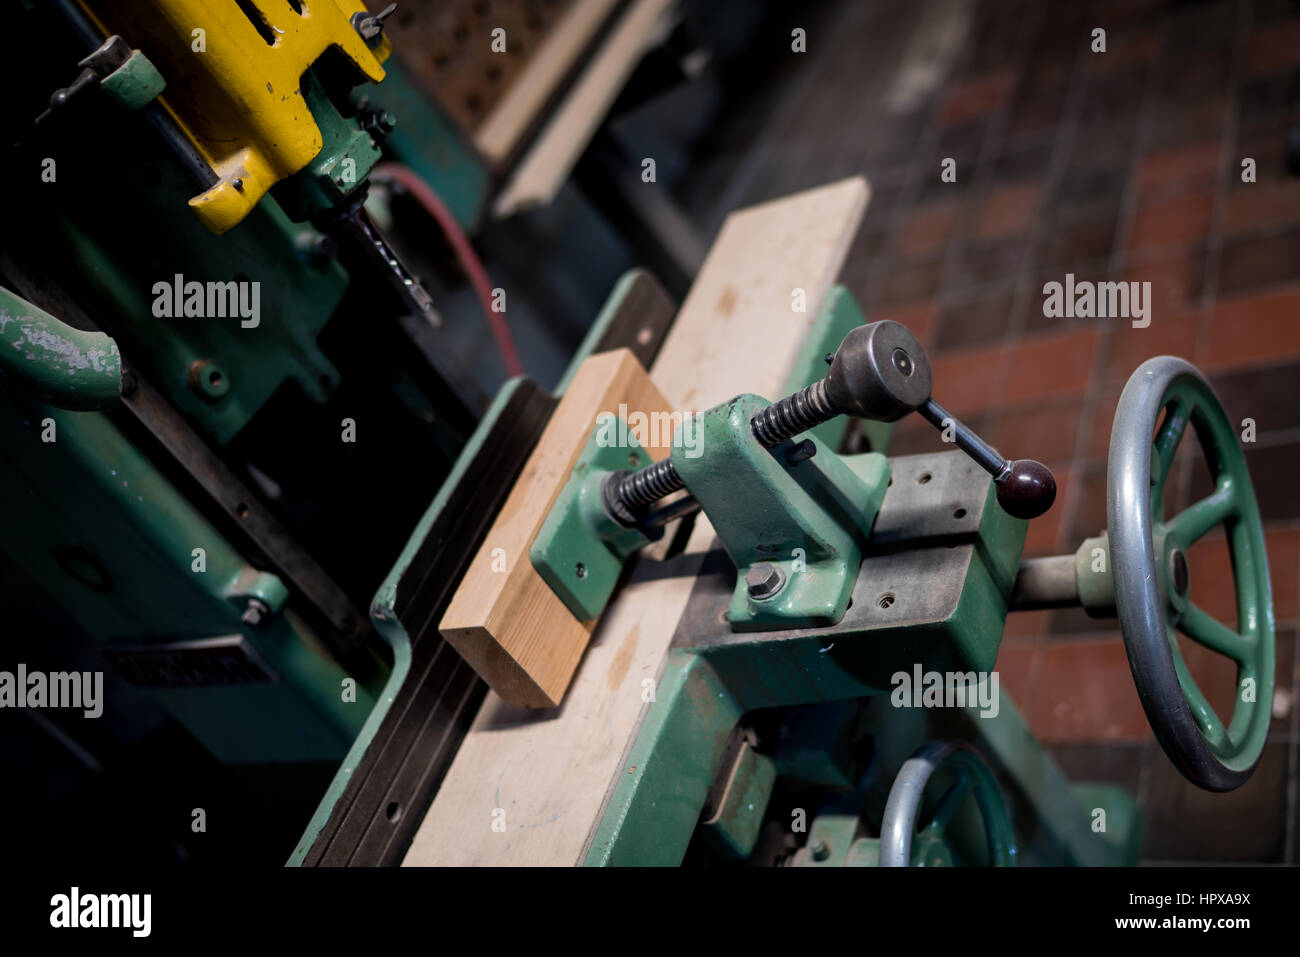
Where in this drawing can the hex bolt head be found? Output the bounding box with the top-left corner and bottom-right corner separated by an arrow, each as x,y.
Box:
746,562 -> 786,600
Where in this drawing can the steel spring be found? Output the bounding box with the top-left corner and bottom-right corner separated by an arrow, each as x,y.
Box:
749,379 -> 840,447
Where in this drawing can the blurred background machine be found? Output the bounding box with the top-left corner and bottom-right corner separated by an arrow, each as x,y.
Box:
2,0 -> 1297,868
0,0 -> 740,865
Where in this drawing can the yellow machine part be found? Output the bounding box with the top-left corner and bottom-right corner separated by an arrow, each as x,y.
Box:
80,0 -> 392,234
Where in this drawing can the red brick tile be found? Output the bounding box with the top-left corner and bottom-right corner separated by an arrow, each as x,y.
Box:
982,402 -> 1081,468
1121,246 -> 1208,318
1222,178 -> 1300,237
1003,609 -> 1051,645
1127,189 -> 1215,253
870,303 -> 937,349
975,183 -> 1040,241
1027,635 -> 1153,743
997,326 -> 1099,407
994,645 -> 1039,718
1135,142 -> 1222,203
1186,527 -> 1300,625
930,343 -> 1000,413
1205,286 -> 1300,371
1246,22 -> 1300,77
1100,309 -> 1202,390
1086,391 -> 1122,461
940,71 -> 1015,125
894,201 -> 962,258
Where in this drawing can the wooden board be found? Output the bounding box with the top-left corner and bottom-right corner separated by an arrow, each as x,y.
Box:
405,177 -> 869,865
492,0 -> 677,217
474,0 -> 622,165
439,348 -> 672,707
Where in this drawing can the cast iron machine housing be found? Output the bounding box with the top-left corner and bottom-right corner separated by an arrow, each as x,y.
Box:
532,317 -> 1275,866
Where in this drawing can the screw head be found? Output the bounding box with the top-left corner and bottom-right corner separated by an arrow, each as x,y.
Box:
746,562 -> 785,600
811,840 -> 830,861
241,598 -> 269,627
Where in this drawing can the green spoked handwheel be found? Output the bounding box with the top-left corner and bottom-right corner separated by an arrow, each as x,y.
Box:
878,741 -> 1017,867
1109,357 -> 1274,792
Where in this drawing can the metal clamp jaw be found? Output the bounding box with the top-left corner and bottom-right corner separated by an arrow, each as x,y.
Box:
533,320 -> 1059,628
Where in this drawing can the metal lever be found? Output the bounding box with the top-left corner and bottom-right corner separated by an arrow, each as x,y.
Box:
916,398 -> 1056,519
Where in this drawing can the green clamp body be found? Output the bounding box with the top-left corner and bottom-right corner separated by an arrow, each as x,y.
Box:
530,419 -> 661,620
532,395 -> 890,628
673,394 -> 889,629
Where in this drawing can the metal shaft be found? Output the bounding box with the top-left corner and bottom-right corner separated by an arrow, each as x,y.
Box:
609,378 -> 843,518
918,398 -> 1011,481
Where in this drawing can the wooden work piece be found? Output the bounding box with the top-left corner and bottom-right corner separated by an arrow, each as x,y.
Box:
439,348 -> 672,707
406,177 -> 870,866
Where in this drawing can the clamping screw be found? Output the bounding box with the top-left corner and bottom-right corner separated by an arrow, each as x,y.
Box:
604,321 -> 931,524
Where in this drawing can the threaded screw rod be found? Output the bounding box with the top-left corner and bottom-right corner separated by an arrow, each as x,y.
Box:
607,379 -> 844,521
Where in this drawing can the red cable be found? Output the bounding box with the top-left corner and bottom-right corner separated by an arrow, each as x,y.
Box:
372,162 -> 524,378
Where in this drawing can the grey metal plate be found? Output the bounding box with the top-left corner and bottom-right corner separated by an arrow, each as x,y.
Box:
673,451 -> 994,649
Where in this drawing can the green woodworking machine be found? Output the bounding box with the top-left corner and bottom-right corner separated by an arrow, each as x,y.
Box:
0,0 -> 1274,868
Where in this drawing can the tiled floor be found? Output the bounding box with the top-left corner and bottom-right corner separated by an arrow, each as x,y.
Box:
680,0 -> 1300,863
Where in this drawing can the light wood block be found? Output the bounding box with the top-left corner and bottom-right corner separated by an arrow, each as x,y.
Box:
406,177 -> 869,865
438,348 -> 672,708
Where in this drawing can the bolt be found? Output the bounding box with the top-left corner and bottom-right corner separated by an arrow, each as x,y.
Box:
231,177 -> 244,192
241,598 -> 269,627
810,840 -> 830,861
352,2 -> 397,41
746,562 -> 785,600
